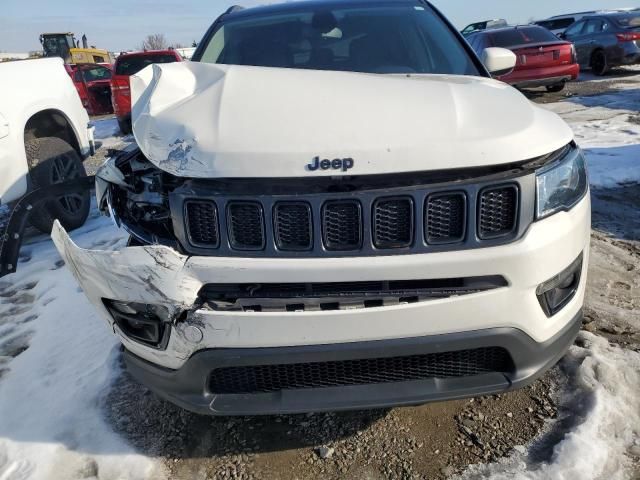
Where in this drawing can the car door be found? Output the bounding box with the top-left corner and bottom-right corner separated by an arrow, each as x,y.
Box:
563,20 -> 589,65
582,19 -> 606,58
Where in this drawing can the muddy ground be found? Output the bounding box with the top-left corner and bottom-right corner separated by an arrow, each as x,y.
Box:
94,72 -> 640,479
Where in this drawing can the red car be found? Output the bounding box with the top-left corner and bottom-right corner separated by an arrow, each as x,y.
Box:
467,26 -> 580,92
65,63 -> 114,116
111,50 -> 183,133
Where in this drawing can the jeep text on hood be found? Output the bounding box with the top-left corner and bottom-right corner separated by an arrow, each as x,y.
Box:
51,0 -> 591,416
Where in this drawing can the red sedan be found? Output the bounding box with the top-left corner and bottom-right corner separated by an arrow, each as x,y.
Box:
467,26 -> 580,92
65,63 -> 114,116
111,50 -> 183,134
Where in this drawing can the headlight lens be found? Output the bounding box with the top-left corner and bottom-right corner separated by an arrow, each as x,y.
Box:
536,147 -> 588,219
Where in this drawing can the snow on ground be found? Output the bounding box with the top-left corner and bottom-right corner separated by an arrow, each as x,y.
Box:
0,212 -> 165,480
93,117 -> 132,152
543,83 -> 640,188
459,334 -> 640,480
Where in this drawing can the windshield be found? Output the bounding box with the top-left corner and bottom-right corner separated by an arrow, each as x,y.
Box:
79,66 -> 112,82
535,18 -> 575,30
490,27 -> 560,47
115,54 -> 178,76
615,14 -> 640,28
199,4 -> 480,75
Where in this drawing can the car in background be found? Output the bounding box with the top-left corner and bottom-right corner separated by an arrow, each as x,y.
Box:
533,12 -> 596,36
461,19 -> 508,37
560,12 -> 640,76
467,26 -> 580,92
110,50 -> 182,133
66,63 -> 114,116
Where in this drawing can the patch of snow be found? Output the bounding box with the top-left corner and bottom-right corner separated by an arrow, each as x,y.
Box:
459,333 -> 640,480
585,145 -> 640,189
0,212 -> 165,480
543,89 -> 640,188
93,117 -> 132,151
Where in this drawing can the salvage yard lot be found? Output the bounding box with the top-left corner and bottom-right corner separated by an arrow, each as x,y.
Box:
1,70 -> 639,480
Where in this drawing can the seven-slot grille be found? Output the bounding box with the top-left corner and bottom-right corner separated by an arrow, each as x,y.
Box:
478,186 -> 518,239
182,184 -> 520,254
208,347 -> 514,394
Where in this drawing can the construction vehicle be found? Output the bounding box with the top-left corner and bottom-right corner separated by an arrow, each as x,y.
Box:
40,33 -> 113,65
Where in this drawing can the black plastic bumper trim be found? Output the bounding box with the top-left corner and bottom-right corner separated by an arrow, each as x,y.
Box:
123,310 -> 583,416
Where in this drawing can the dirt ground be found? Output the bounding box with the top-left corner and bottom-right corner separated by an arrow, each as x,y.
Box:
93,73 -> 640,479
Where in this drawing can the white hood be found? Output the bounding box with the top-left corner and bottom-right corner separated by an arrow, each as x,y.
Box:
131,62 -> 573,178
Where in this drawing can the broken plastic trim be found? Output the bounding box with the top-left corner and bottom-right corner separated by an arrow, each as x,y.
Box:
0,176 -> 95,278
198,276 -> 508,312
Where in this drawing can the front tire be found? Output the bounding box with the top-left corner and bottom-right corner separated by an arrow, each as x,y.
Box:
591,50 -> 609,76
25,137 -> 91,234
546,82 -> 566,93
117,117 -> 132,135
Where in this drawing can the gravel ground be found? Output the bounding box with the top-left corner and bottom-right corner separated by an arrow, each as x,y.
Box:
105,367 -> 559,480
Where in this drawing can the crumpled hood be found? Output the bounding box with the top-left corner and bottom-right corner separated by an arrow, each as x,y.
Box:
131,62 -> 573,178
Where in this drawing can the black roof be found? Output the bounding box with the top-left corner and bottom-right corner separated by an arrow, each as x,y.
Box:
225,0 -> 423,20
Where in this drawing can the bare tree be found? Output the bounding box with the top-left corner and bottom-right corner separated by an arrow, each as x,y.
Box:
139,34 -> 168,51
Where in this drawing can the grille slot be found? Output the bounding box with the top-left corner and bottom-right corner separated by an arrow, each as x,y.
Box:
209,347 -> 514,394
227,202 -> 265,250
274,202 -> 312,251
322,201 -> 362,251
425,193 -> 466,244
478,186 -> 518,239
373,197 -> 413,249
185,200 -> 219,247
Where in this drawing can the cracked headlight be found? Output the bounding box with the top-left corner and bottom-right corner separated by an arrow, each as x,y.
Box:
536,147 -> 588,219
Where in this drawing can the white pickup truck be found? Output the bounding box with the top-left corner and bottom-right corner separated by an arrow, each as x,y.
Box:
0,57 -> 92,235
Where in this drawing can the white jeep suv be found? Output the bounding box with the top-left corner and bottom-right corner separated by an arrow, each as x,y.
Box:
52,0 -> 590,415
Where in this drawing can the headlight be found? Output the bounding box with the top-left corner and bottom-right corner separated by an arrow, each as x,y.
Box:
536,147 -> 588,219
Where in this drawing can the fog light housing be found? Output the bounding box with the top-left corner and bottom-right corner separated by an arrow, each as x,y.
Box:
104,300 -> 171,349
536,253 -> 583,317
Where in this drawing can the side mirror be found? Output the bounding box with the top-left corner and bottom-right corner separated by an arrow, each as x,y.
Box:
557,32 -> 567,40
481,47 -> 517,77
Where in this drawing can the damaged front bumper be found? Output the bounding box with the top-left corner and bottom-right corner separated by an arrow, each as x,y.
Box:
51,185 -> 589,413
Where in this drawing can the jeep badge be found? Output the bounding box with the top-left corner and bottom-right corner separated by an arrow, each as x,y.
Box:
307,157 -> 355,172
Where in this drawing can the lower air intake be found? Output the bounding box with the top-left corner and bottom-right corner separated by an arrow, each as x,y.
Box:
209,347 -> 513,394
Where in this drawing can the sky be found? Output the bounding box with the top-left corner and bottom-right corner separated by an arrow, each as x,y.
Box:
1,0 -> 638,53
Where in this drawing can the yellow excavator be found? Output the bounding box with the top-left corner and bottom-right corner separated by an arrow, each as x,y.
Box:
40,33 -> 113,64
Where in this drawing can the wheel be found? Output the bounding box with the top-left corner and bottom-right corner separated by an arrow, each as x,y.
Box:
546,82 -> 566,93
591,50 -> 609,76
25,137 -> 91,234
117,117 -> 132,135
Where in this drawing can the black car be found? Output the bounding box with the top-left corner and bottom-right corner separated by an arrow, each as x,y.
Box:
561,12 -> 640,75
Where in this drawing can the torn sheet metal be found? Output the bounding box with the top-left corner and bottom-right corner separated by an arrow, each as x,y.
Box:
130,62 -> 573,179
